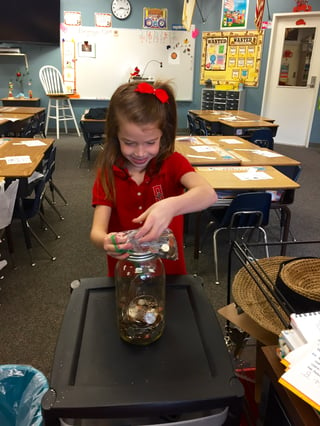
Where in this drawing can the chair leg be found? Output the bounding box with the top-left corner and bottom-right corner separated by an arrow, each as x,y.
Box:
27,220 -> 57,263
49,180 -> 68,205
62,100 -> 68,135
67,99 -> 81,136
213,228 -> 223,285
55,99 -> 60,139
45,101 -> 51,136
44,194 -> 65,220
38,211 -> 61,240
259,227 -> 269,258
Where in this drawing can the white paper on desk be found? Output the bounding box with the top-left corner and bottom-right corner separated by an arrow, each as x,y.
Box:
1,155 -> 32,164
219,116 -> 237,121
190,145 -> 217,153
175,136 -> 198,142
219,138 -> 243,144
197,137 -> 217,145
253,149 -> 282,158
234,170 -> 272,181
14,140 -> 47,147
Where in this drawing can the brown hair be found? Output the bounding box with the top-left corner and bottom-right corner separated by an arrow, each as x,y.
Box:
96,80 -> 177,202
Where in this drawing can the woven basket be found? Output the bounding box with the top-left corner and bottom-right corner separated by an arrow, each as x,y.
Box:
232,256 -> 293,335
276,257 -> 320,313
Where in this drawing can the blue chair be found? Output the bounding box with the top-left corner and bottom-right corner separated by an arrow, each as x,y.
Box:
12,176 -> 60,266
187,112 -> 201,135
249,128 -> 274,150
80,119 -> 105,161
41,145 -> 67,220
211,192 -> 272,285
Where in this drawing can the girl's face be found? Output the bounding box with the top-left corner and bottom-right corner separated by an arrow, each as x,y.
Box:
118,119 -> 162,172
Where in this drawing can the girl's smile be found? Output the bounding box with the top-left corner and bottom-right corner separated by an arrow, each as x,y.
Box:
118,120 -> 162,173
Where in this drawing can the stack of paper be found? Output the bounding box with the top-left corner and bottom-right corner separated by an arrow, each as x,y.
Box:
278,311 -> 320,411
279,339 -> 320,411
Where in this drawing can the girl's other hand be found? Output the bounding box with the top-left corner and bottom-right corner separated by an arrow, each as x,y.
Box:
103,232 -> 132,259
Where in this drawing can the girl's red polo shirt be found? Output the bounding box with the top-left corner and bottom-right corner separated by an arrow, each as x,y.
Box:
92,152 -> 194,276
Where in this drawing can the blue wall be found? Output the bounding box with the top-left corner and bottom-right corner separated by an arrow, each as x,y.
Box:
0,0 -> 319,142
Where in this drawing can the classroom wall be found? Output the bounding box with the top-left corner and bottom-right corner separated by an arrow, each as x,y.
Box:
0,0 -> 319,143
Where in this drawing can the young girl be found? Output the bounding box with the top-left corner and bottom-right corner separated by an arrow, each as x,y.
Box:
90,81 -> 217,276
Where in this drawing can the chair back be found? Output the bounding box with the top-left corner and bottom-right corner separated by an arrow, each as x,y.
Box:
39,65 -> 67,95
249,128 -> 274,150
220,192 -> 272,228
44,146 -> 57,182
195,117 -> 208,136
187,113 -> 201,136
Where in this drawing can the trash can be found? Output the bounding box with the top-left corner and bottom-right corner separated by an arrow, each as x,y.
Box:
0,364 -> 49,426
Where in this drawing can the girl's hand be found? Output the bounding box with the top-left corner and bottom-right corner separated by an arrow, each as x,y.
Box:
132,199 -> 174,242
103,232 -> 132,259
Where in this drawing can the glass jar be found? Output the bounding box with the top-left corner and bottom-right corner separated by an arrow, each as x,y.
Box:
115,252 -> 165,345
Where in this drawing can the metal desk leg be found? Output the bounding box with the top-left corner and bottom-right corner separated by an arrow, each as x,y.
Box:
280,205 -> 291,256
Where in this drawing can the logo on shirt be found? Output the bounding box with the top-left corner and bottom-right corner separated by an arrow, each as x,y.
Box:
153,185 -> 164,201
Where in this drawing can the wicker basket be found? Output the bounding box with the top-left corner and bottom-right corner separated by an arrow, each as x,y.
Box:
276,257 -> 320,314
232,256 -> 292,335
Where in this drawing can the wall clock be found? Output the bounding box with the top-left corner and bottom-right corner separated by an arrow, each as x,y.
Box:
111,0 -> 132,20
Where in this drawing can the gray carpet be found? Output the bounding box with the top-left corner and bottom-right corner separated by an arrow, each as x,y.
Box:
0,134 -> 320,379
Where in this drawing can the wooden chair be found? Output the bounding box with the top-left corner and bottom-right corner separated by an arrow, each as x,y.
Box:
39,65 -> 80,139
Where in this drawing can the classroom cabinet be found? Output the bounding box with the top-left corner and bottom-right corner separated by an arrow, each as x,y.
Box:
201,88 -> 245,110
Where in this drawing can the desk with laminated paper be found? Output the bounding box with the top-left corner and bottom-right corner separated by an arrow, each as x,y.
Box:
192,166 -> 300,260
189,110 -> 277,137
175,136 -> 300,167
0,137 -> 54,178
41,275 -> 244,425
189,110 -> 275,123
196,166 -> 300,191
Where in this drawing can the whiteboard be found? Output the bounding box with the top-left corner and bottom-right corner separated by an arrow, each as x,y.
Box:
61,27 -> 195,101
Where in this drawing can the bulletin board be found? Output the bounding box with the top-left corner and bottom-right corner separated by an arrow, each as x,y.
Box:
60,26 -> 195,101
200,30 -> 264,87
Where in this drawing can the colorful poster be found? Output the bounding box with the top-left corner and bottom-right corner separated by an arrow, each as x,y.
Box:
220,0 -> 248,29
201,30 -> 264,87
143,8 -> 168,29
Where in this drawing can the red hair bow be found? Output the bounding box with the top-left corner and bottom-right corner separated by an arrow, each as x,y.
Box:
135,82 -> 169,104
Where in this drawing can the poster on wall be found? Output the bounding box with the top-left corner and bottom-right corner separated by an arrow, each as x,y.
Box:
220,0 -> 249,29
64,11 -> 82,26
143,8 -> 168,29
200,30 -> 264,87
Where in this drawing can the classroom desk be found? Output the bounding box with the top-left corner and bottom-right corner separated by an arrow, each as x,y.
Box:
41,275 -> 244,425
189,109 -> 275,123
0,112 -> 35,136
196,166 -> 300,191
218,117 -> 279,138
189,110 -> 277,137
0,137 -> 55,259
0,106 -> 45,115
175,136 -> 300,167
192,166 -> 300,261
0,137 -> 55,178
1,97 -> 41,107
175,135 -> 241,165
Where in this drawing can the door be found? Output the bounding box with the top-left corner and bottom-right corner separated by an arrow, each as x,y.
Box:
261,12 -> 320,147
